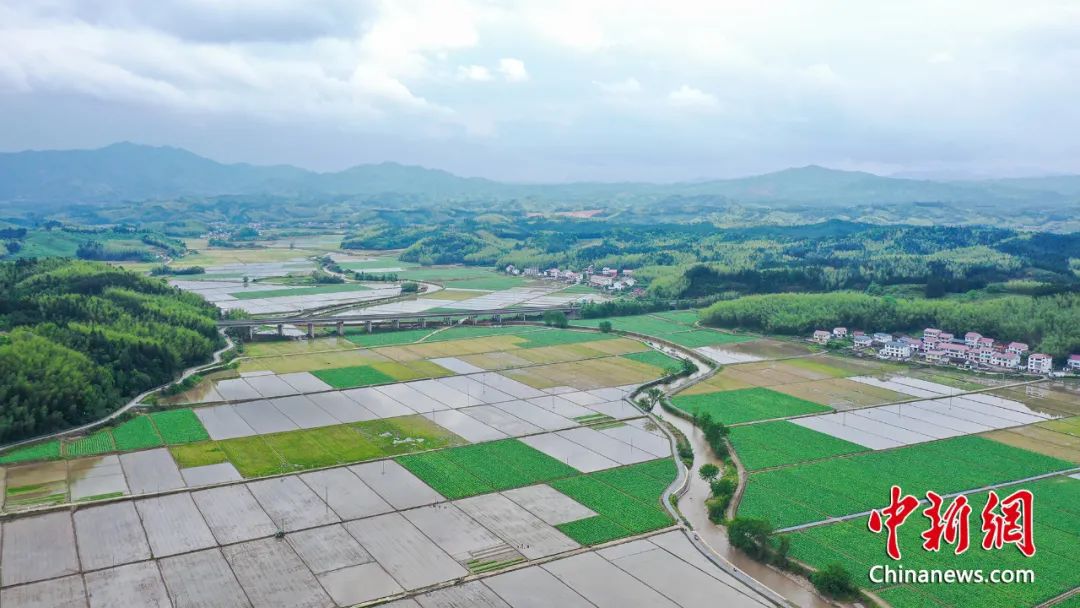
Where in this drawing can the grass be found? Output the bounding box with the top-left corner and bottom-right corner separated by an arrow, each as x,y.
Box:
444,276 -> 528,290
111,416 -> 164,451
63,430 -> 115,458
396,439 -> 580,499
354,415 -> 466,455
312,365 -> 398,389
0,440 -> 62,464
513,329 -> 618,348
170,441 -> 229,468
738,435 -> 1075,529
551,460 -> 677,545
218,436 -> 286,477
728,421 -> 868,471
671,387 -> 831,424
228,283 -> 370,300
150,409 -> 211,444
422,325 -> 545,342
344,328 -> 433,347
783,476 -> 1080,607
622,350 -> 682,371
662,330 -> 754,348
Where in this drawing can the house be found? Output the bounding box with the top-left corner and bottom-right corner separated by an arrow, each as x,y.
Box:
923,328 -> 941,339
545,268 -> 560,278
925,349 -> 948,363
1006,342 -> 1029,355
504,264 -> 516,274
1069,355 -> 1080,371
899,336 -> 922,351
589,275 -> 614,287
1027,353 -> 1053,374
977,336 -> 995,350
939,343 -> 970,358
812,330 -> 832,345
601,267 -> 618,277
964,332 -> 982,347
854,335 -> 873,349
523,267 -> 540,276
853,330 -> 865,337
938,332 -> 955,342
872,332 -> 893,344
968,348 -> 995,365
621,269 -> 634,277
880,340 -> 913,359
832,327 -> 848,339
990,351 -> 1020,369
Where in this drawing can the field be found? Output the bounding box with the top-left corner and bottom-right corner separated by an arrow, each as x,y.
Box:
738,435 -> 1074,529
728,421 -> 867,471
621,350 -> 683,372
503,357 -> 663,390
670,387 -> 832,424
215,415 -> 465,477
551,459 -> 677,545
572,314 -> 751,349
983,417 -> 1080,463
344,328 -> 435,348
396,439 -> 579,499
312,361 -> 449,389
784,475 -> 1080,607
228,283 -> 371,300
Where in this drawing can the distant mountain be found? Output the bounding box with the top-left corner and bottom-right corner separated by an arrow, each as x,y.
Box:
0,143 -> 1078,208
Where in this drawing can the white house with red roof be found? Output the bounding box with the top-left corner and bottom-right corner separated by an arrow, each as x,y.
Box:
990,351 -> 1020,369
1069,355 -> 1080,371
964,332 -> 982,347
812,330 -> 832,344
1006,342 -> 1029,355
1027,353 -> 1052,374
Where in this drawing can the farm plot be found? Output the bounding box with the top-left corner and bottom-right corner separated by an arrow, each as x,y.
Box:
456,493 -> 581,559
504,357 -> 663,391
770,378 -> 912,410
783,475 -> 1080,608
622,349 -> 683,372
984,417 -> 1080,463
738,435 -> 1074,529
990,383 -> 1080,418
792,391 -> 1056,450
227,282 -> 371,300
311,364 -> 399,389
396,439 -> 579,499
729,421 -> 868,471
719,339 -> 815,360
238,351 -> 387,375
551,460 -> 676,545
671,387 -> 832,425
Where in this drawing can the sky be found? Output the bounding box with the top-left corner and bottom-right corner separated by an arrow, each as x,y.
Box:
1,0 -> 1078,182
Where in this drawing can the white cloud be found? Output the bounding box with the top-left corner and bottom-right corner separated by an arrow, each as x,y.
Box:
667,85 -> 718,109
594,77 -> 641,94
497,58 -> 529,82
457,64 -> 492,81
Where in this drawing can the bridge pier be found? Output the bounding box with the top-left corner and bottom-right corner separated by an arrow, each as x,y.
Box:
494,314 -> 501,324
247,325 -> 254,341
276,324 -> 284,337
420,317 -> 426,328
444,316 -> 451,326
366,320 -> 373,333
336,321 -> 344,336
393,319 -> 400,329
306,323 -> 314,339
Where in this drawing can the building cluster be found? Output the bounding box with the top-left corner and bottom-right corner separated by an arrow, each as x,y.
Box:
810,327 -> 1080,375
504,264 -> 637,291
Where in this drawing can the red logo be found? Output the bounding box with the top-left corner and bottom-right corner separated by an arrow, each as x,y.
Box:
869,486 -> 1035,560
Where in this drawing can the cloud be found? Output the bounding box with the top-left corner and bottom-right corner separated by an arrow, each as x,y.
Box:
497,58 -> 529,82
667,85 -> 718,109
594,77 -> 641,94
457,65 -> 492,81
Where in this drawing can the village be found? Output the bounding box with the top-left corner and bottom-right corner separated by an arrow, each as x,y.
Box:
503,264 -> 641,293
811,326 -> 1080,376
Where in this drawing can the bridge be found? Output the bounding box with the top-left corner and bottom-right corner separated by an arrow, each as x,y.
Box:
216,305 -> 582,338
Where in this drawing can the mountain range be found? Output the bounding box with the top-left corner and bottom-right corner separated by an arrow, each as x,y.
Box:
1,142 -> 1079,209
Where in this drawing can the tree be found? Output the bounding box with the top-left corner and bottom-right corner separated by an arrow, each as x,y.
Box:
242,276 -> 249,287
543,310 -> 569,328
598,320 -> 613,333
698,463 -> 720,482
401,281 -> 419,293
810,563 -> 859,599
728,517 -> 773,559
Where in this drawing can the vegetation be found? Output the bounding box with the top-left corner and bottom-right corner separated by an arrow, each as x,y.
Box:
0,259 -> 222,443
728,421 -> 867,471
542,310 -> 569,328
672,388 -> 831,425
701,291 -> 1080,359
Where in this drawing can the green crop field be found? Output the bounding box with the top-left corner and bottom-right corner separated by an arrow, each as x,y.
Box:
739,435 -> 1074,529
111,416 -> 164,451
396,439 -> 579,499
652,310 -> 700,326
312,364 -> 398,388
0,439 -> 62,464
443,276 -> 528,290
622,350 -> 682,371
729,421 -> 867,470
228,283 -> 371,300
150,409 -> 210,444
662,329 -> 754,348
572,314 -> 689,337
671,387 -> 831,424
63,429 -> 116,458
513,329 -> 618,348
422,325 -> 546,342
784,476 -> 1080,607
344,328 -> 434,347
169,441 -> 229,468
551,460 -> 676,545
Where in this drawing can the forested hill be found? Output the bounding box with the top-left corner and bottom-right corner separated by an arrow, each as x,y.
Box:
0,260 -> 222,443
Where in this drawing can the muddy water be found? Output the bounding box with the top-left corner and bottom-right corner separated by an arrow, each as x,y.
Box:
661,411 -> 831,608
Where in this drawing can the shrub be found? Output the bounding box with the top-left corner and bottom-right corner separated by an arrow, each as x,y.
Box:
810,563 -> 859,599
543,310 -> 569,328
401,281 -> 419,293
698,463 -> 720,481
598,320 -> 613,333
728,517 -> 773,559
